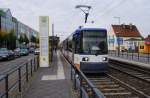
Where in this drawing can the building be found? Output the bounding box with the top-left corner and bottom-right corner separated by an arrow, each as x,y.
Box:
108,24 -> 143,52
0,8 -> 18,49
139,35 -> 150,53
0,8 -> 38,49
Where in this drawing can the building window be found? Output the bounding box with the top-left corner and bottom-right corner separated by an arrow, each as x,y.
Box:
140,46 -> 144,49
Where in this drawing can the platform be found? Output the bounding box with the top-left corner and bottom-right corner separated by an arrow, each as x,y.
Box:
23,51 -> 77,98
109,55 -> 150,70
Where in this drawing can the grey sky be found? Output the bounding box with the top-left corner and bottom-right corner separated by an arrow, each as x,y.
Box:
0,0 -> 150,40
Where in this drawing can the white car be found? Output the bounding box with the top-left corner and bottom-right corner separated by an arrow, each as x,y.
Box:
34,49 -> 40,55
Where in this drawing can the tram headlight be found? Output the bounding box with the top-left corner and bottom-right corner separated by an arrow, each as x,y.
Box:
102,57 -> 107,61
82,57 -> 89,61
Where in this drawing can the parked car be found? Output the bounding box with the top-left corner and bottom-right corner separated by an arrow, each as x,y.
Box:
9,50 -> 15,59
20,49 -> 29,56
0,48 -> 15,60
29,47 -> 35,53
14,48 -> 21,57
34,48 -> 40,55
0,48 -> 9,60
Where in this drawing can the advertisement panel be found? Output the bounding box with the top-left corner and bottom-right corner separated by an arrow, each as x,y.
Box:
39,16 -> 49,67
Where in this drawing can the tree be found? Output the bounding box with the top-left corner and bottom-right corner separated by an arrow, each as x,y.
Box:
30,35 -> 36,43
6,30 -> 16,50
0,31 -> 8,48
18,34 -> 24,44
36,37 -> 39,43
24,34 -> 29,45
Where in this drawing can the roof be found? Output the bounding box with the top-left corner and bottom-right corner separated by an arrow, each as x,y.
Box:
74,28 -> 107,36
0,9 -> 6,17
112,24 -> 142,37
0,8 -> 9,13
0,8 -> 12,17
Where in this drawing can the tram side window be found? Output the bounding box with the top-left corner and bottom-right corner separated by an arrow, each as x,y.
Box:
64,40 -> 68,50
74,37 -> 81,53
66,40 -> 69,50
68,40 -> 72,52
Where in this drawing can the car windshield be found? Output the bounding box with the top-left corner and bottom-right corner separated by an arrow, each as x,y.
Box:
82,30 -> 108,54
0,50 -> 8,54
21,49 -> 27,51
0,48 -> 7,51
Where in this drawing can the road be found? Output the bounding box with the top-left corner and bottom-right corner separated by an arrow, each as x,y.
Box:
0,54 -> 38,97
0,54 -> 35,74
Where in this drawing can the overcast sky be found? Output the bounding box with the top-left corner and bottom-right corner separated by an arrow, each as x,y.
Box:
0,0 -> 150,40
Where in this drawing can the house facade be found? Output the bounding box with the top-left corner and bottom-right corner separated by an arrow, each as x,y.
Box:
108,24 -> 143,52
0,8 -> 17,34
139,35 -> 150,53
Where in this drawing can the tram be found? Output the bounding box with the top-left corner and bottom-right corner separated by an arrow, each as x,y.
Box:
61,26 -> 108,73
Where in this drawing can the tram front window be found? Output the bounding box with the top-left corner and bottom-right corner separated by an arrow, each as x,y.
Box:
82,30 -> 108,55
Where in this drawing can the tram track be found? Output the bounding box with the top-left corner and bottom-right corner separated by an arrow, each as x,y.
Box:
86,73 -> 148,98
107,60 -> 150,98
109,64 -> 150,84
83,60 -> 150,98
109,59 -> 150,83
61,52 -> 150,98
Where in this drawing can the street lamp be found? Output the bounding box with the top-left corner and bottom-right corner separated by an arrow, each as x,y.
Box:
75,5 -> 92,24
113,16 -> 120,25
113,16 -> 121,56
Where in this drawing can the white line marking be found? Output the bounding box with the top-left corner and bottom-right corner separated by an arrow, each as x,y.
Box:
41,52 -> 65,80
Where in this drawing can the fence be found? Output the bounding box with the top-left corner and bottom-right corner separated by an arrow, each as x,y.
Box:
0,55 -> 39,98
70,62 -> 105,98
109,50 -> 150,64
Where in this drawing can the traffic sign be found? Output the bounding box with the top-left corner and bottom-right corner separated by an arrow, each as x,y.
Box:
117,37 -> 123,44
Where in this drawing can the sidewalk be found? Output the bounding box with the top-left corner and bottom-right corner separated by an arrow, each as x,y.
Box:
23,51 -> 77,98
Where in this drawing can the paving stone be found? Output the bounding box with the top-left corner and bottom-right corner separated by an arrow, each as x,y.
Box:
23,51 -> 77,98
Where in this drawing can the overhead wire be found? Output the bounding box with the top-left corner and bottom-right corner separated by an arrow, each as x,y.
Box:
93,0 -> 128,20
100,0 -> 128,17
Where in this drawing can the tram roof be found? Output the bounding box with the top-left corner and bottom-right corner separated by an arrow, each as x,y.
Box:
74,28 -> 107,34
76,28 -> 106,31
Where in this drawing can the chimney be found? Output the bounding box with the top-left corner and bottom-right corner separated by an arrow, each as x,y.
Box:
121,23 -> 126,29
129,23 -> 133,30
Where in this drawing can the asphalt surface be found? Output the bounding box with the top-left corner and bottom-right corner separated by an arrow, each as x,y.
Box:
0,54 -> 35,74
0,54 -> 38,97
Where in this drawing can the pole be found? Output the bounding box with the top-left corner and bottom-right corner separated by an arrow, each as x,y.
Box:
76,5 -> 91,24
52,24 -> 54,61
114,17 -> 121,56
85,13 -> 89,23
148,45 -> 150,63
138,42 -> 139,61
52,24 -> 54,50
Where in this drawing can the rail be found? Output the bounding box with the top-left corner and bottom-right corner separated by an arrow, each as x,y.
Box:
70,62 -> 105,98
109,50 -> 150,63
0,55 -> 39,98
